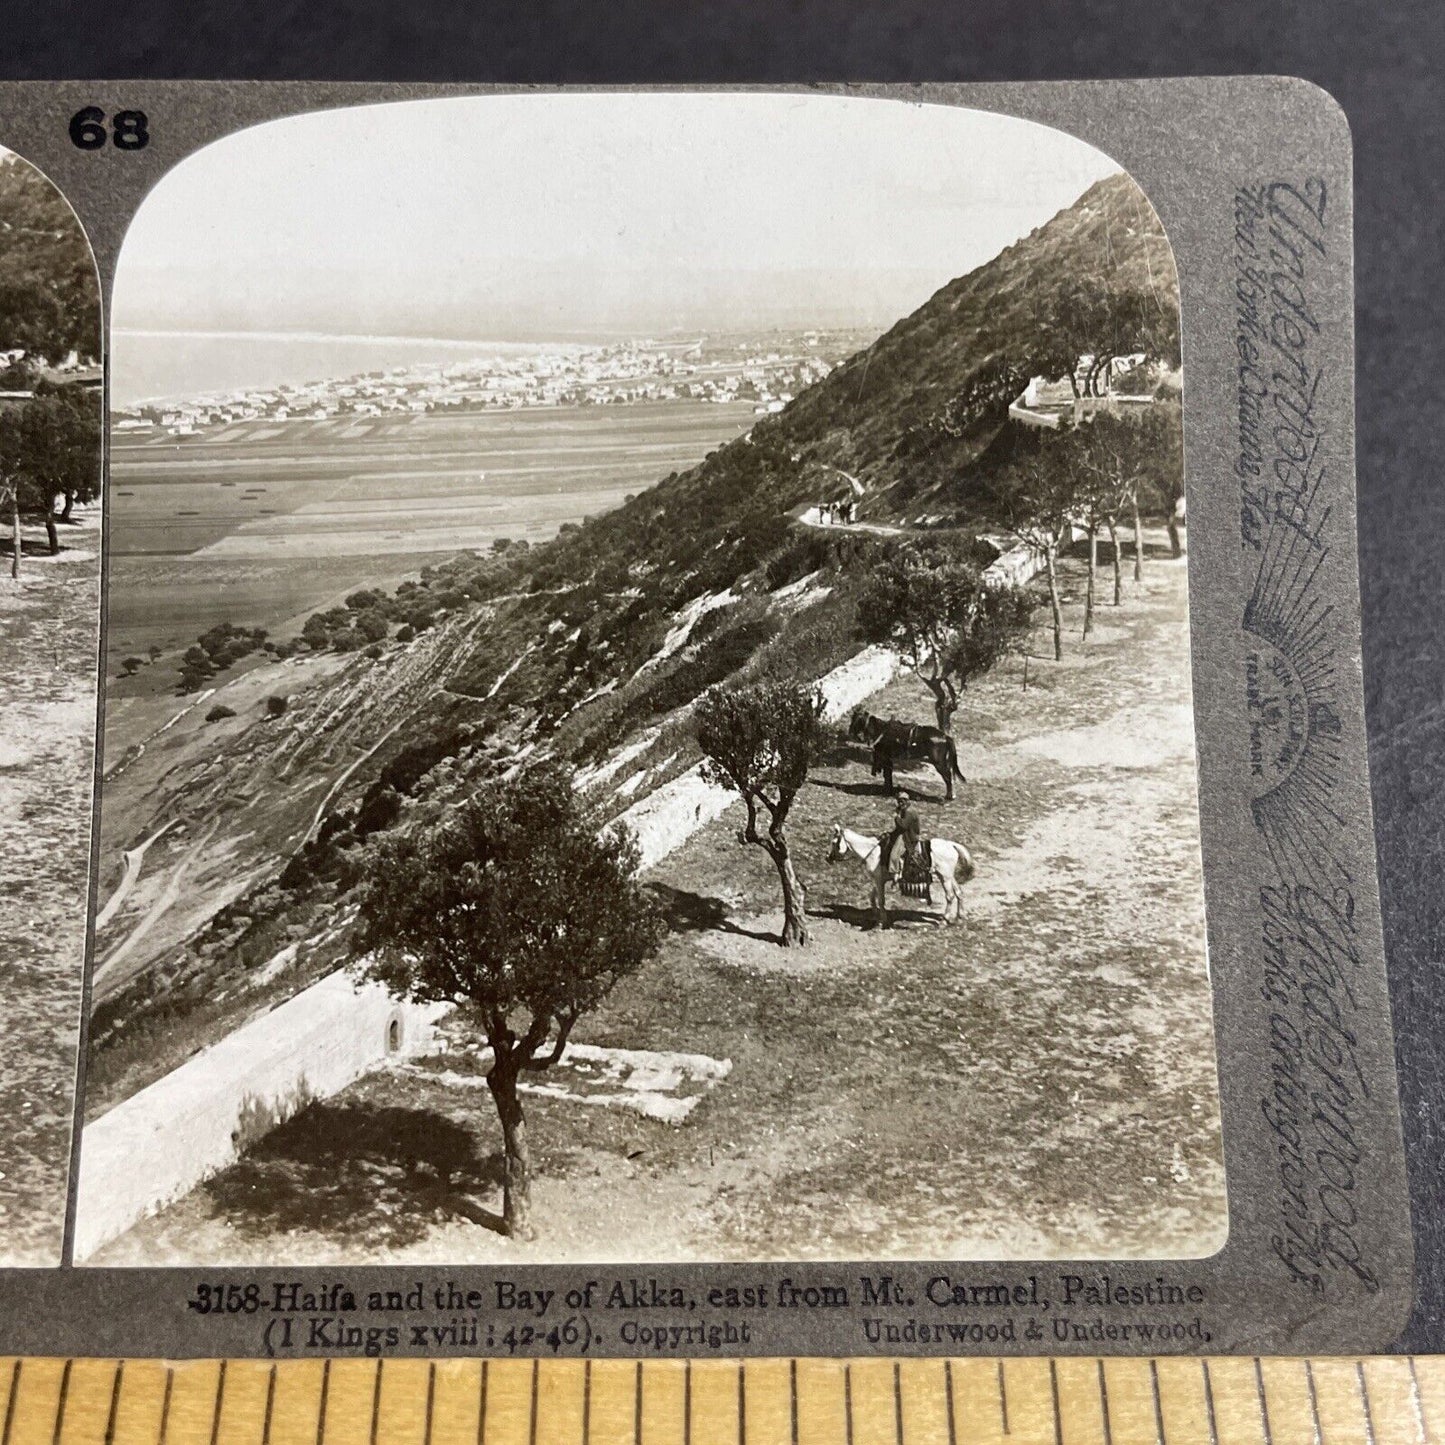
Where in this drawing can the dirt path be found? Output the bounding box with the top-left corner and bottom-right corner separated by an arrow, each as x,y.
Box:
0,520 -> 99,1264
301,716 -> 408,843
92,818 -> 221,996
798,506 -> 903,536
100,544 -> 1225,1267
94,820 -> 177,929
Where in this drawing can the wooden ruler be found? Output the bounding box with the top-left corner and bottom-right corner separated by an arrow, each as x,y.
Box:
2,1356 -> 1443,1445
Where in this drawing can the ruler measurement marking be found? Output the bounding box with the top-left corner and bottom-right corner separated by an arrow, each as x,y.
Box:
1254,1357 -> 1274,1445
2,1360 -> 19,1445
788,1361 -> 798,1445
1098,1360 -> 1114,1445
1356,1360 -> 1377,1445
102,1362 -> 123,1445
4,1355 -> 1444,1445
1200,1361 -> 1219,1445
158,1368 -> 174,1445
478,1360 -> 489,1445
208,1360 -> 225,1445
1408,1357 -> 1430,1441
315,1361 -> 330,1445
51,1358 -> 72,1445
261,1365 -> 277,1445
1304,1361 -> 1322,1445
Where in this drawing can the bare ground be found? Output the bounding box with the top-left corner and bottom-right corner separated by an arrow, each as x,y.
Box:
97,544 -> 1227,1267
0,515 -> 99,1263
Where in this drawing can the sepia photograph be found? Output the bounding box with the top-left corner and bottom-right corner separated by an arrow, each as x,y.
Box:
77,92 -> 1224,1266
0,145 -> 102,1264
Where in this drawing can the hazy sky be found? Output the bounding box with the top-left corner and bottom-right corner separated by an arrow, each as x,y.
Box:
115,92 -> 1121,337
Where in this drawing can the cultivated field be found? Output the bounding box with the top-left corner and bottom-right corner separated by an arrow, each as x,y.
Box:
96,544 -> 1227,1265
110,402 -> 758,556
0,512 -> 99,1263
105,401 -> 757,671
104,553 -> 442,690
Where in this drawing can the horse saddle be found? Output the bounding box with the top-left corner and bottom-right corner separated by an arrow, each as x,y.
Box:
901,838 -> 933,898
882,833 -> 933,898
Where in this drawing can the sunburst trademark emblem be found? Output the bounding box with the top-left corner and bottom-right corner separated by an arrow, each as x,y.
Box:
1242,498 -> 1350,896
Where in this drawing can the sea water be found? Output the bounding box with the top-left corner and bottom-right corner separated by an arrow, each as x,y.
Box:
110,329 -> 583,408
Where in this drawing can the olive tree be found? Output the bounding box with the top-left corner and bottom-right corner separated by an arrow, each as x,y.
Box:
1059,424 -> 1117,636
4,388 -> 101,567
855,545 -> 1034,732
984,437 -> 1080,661
695,681 -> 827,947
1071,415 -> 1130,611
1034,282 -> 1180,401
1072,405 -> 1185,602
354,761 -> 665,1239
0,151 -> 101,578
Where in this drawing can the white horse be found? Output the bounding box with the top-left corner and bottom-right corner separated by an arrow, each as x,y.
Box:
828,822 -> 974,928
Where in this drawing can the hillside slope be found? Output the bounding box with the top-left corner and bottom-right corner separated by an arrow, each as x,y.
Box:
91,169 -> 1181,1102
515,170 -> 1176,619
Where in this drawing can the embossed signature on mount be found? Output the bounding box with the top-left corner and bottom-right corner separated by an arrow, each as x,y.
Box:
1237,179 -> 1384,1301
1235,178 -> 1348,897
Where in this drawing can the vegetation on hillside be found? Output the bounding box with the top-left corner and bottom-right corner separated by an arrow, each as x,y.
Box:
354,762 -> 665,1238
178,172 -> 1177,722
0,154 -> 101,579
0,157 -> 100,364
96,170 -> 1189,1105
696,682 -> 830,946
270,177 -> 1169,738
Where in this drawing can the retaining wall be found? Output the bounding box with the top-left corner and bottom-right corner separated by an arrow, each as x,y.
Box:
74,971 -> 448,1260
984,542 -> 1047,587
615,644 -> 899,869
76,645 -> 902,1256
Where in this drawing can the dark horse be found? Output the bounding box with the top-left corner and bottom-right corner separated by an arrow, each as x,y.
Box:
848,708 -> 966,801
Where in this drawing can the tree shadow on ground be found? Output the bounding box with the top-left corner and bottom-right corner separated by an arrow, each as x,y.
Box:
815,774 -> 951,805
813,900 -> 940,932
646,883 -> 779,942
206,1103 -> 506,1247
1062,535 -> 1181,565
0,538 -> 68,559
818,736 -> 868,768
810,775 -> 889,799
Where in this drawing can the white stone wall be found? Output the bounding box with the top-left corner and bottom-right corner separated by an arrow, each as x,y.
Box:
614,644 -> 899,869
76,645 -> 902,1255
74,971 -> 447,1261
984,542 -> 1047,588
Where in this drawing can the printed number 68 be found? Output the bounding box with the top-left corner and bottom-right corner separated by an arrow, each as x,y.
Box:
69,107 -> 149,150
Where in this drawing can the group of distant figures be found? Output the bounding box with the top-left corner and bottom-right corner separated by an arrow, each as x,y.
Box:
815,499 -> 856,526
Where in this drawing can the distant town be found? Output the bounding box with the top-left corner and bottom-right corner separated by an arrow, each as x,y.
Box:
113,331 -> 876,437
